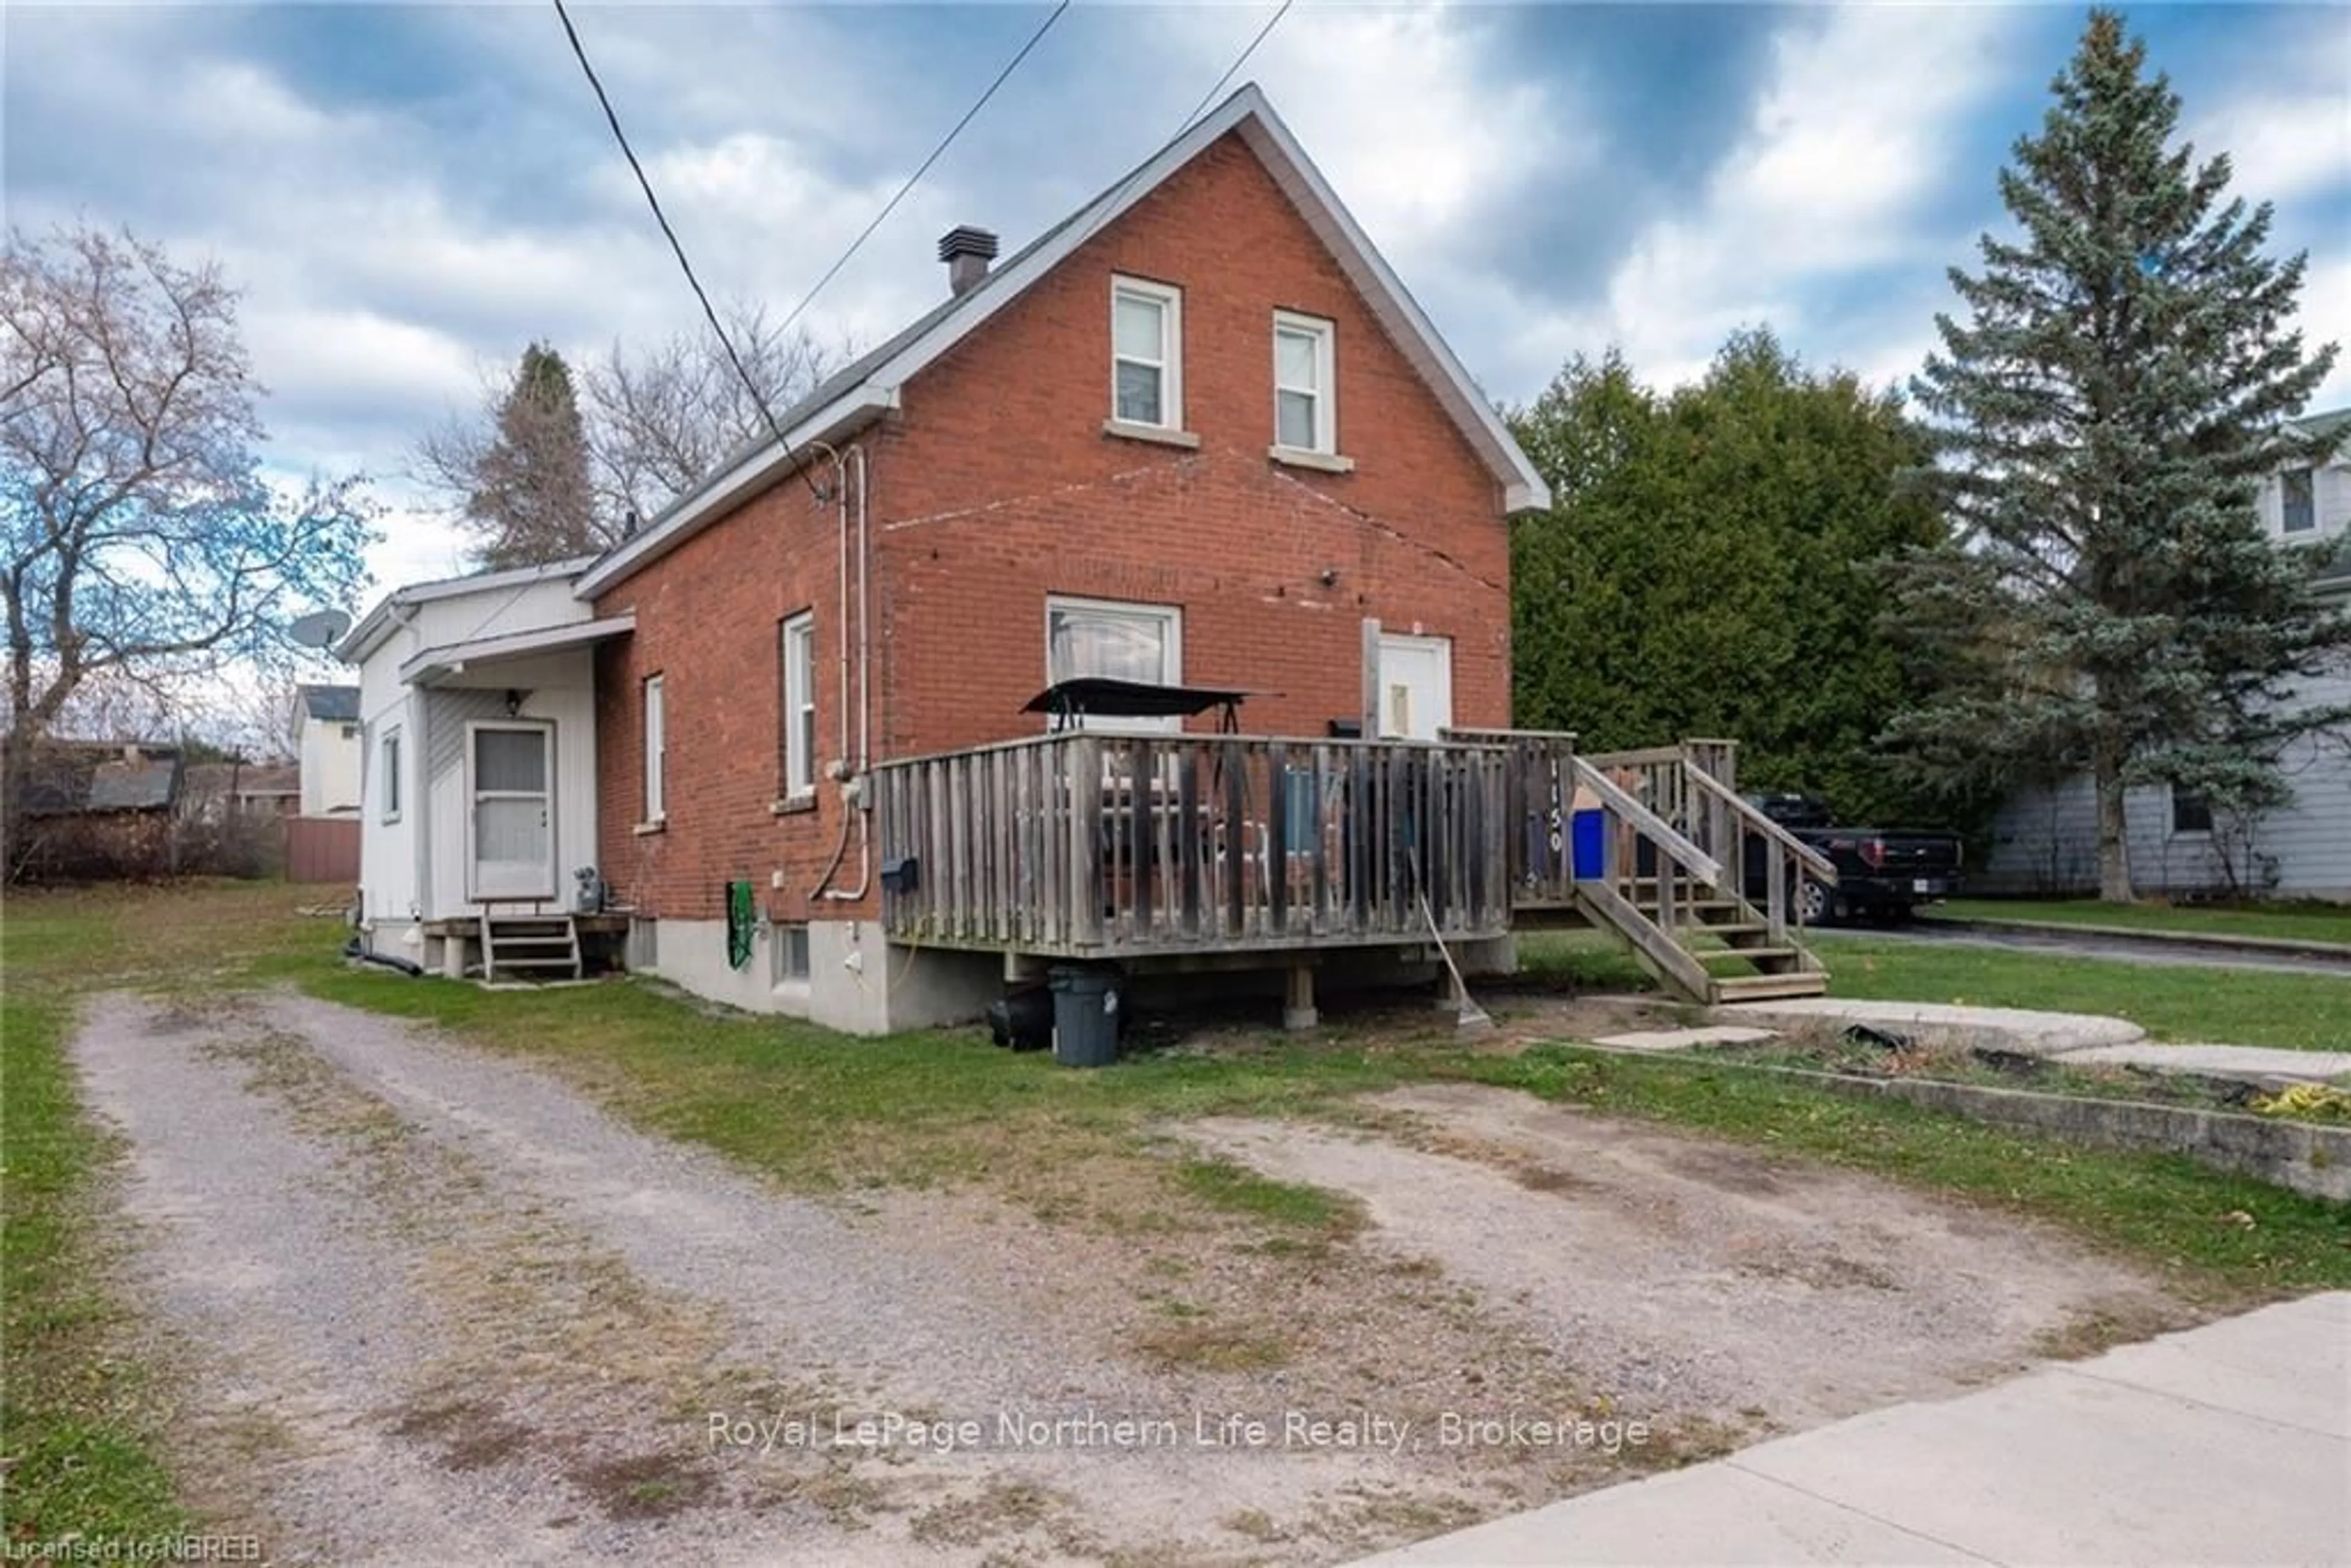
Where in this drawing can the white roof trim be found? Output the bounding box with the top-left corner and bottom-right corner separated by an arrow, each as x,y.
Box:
397,613 -> 636,686
339,554 -> 597,663
574,388 -> 894,600
573,84 -> 1548,601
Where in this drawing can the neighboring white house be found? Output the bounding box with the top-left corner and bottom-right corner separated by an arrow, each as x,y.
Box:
1980,407 -> 2351,899
291,685 -> 363,816
335,556 -> 628,974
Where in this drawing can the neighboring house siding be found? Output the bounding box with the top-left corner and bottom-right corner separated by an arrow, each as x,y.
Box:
590,128 -> 1510,928
2255,451 -> 2351,546
1982,667 -> 2351,899
299,721 -> 362,815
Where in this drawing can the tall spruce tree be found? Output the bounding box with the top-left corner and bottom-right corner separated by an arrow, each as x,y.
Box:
464,342 -> 596,569
1888,8 -> 2347,901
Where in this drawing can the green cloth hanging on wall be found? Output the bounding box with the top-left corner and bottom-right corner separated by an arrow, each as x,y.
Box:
727,880 -> 756,970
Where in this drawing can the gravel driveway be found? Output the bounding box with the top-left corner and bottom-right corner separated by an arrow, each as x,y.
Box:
71,990 -> 2191,1564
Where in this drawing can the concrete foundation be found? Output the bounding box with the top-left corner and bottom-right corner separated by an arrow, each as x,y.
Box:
366,912 -> 1501,1040
631,917 -> 1003,1033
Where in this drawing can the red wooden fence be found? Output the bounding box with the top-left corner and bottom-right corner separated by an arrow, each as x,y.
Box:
283,816 -> 359,884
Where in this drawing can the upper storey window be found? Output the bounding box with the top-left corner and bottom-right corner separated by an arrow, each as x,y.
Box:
1111,276 -> 1182,430
1273,311 -> 1336,454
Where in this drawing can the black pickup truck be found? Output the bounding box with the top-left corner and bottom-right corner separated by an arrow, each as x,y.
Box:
1742,793 -> 1963,925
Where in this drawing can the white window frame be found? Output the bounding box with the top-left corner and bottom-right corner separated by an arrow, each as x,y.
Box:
1272,310 -> 1337,456
1109,276 -> 1183,432
2169,783 -> 2214,837
771,921 -> 811,986
2281,467 -> 2317,535
642,673 -> 666,823
782,613 -> 816,799
379,727 -> 402,823
1044,595 -> 1183,734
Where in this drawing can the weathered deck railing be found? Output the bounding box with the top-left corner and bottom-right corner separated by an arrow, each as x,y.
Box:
872,732 -> 1513,956
1583,738 -> 1839,948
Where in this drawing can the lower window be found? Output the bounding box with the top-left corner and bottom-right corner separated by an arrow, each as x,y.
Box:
773,922 -> 811,984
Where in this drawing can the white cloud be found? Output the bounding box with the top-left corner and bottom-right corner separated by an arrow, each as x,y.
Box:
2191,19 -> 2351,209
1575,5 -> 2025,388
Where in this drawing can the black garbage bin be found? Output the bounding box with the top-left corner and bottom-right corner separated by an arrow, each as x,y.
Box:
1048,965 -> 1120,1068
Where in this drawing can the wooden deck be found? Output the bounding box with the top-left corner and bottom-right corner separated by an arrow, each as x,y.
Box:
872,732 -> 1512,958
871,727 -> 1839,1002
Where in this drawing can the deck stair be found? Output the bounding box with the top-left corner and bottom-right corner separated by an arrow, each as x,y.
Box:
481,910 -> 583,983
1573,746 -> 1832,1004
1454,731 -> 1836,1007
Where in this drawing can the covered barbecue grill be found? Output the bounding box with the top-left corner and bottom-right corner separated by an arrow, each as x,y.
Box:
1021,677 -> 1256,733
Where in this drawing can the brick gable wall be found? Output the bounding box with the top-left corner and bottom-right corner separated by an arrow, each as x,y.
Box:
594,129 -> 1510,922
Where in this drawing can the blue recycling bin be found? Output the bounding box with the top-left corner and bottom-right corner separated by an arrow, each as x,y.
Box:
1570,808 -> 1607,880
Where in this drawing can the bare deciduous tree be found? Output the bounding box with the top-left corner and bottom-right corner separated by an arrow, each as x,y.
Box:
581,302 -> 846,530
416,306 -> 845,560
1,223 -> 376,865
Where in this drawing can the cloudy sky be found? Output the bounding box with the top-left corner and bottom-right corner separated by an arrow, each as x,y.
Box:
7,1 -> 2347,604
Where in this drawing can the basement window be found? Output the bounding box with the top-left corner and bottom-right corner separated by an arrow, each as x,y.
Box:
772,922 -> 811,985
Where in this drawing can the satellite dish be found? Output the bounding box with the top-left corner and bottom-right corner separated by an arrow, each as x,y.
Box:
288,609 -> 353,650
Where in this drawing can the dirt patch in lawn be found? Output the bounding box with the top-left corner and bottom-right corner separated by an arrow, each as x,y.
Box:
1183,1082 -> 2194,1439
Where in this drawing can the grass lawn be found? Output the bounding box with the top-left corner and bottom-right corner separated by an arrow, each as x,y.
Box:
1818,936 -> 2351,1052
1938,898 -> 2351,947
0,882 -> 322,1545
6,879 -> 2350,1542
1520,929 -> 2351,1052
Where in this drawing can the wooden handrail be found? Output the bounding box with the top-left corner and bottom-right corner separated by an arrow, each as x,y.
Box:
1569,755 -> 1723,886
1681,762 -> 1840,886
1581,744 -> 1687,770
871,729 -> 1511,775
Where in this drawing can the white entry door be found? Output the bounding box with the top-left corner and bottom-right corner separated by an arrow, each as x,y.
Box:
468,722 -> 555,901
1376,634 -> 1453,740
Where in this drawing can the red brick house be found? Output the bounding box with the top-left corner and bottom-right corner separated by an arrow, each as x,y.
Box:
349,86 -> 1834,1028
569,84 -> 1546,1026
353,95 -> 1871,1029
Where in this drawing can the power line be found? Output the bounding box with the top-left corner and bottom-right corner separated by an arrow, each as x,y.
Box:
1050,0 -> 1295,275
771,1 -> 1072,343
557,0 -> 1286,503
1178,0 -> 1292,135
549,0 -> 818,496
553,0 -> 1071,501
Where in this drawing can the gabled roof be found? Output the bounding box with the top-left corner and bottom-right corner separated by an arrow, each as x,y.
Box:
2289,405 -> 2351,452
10,741 -> 182,816
397,613 -> 637,687
295,684 -> 360,723
577,83 -> 1551,600
336,555 -> 598,664
187,761 -> 301,799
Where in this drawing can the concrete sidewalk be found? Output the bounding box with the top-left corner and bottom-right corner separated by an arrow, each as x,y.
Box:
1359,1292 -> 2350,1567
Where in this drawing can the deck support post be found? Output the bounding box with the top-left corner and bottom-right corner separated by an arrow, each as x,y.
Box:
440,934 -> 467,980
1283,961 -> 1318,1032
